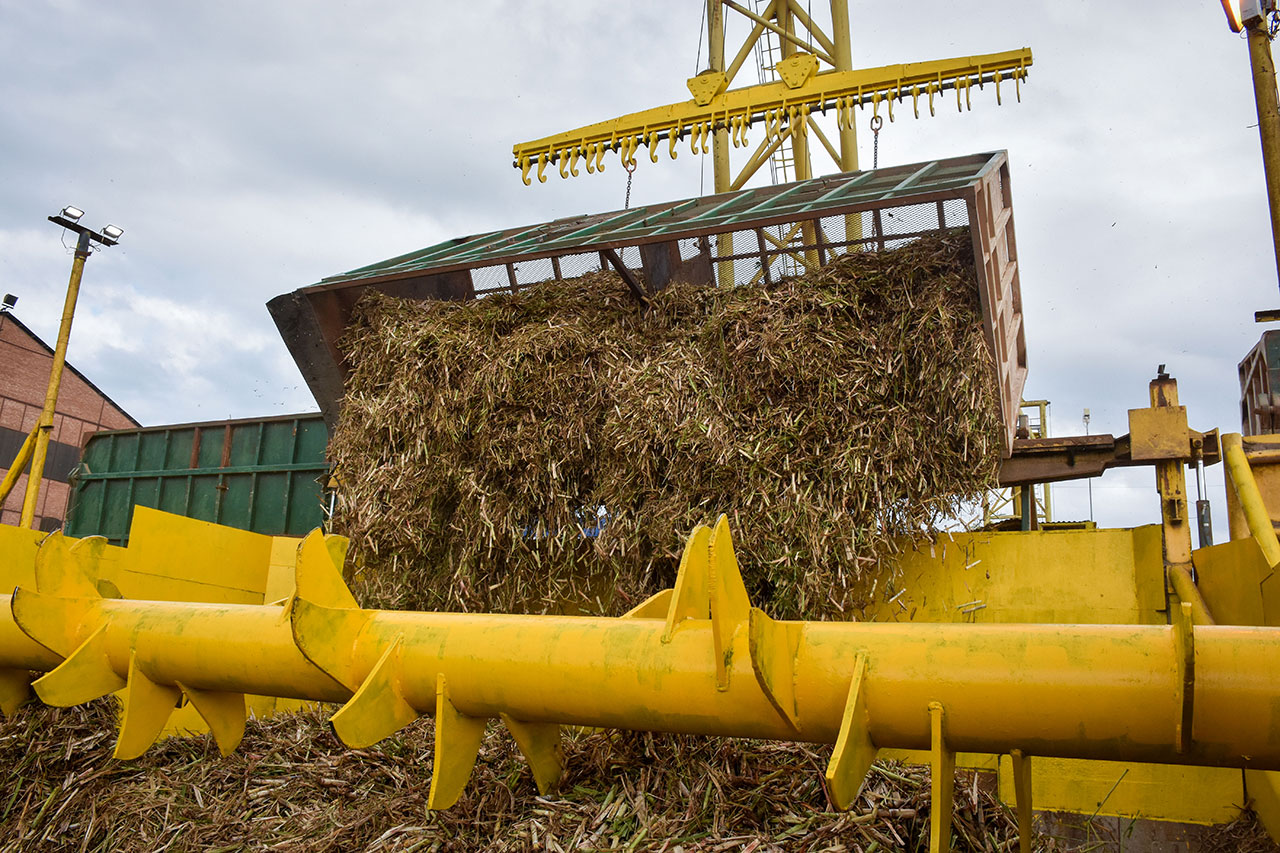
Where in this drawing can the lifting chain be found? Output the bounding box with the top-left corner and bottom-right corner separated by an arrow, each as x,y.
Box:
624,159 -> 637,209
870,114 -> 883,170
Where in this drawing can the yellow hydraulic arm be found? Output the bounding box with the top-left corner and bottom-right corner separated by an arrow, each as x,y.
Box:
512,48 -> 1031,184
5,518 -> 1280,852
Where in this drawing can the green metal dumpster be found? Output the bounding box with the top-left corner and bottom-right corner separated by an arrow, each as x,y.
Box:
66,414 -> 330,545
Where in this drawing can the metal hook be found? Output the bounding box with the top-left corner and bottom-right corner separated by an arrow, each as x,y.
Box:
570,148 -> 580,177
558,149 -> 569,179
994,70 -> 1002,106
536,152 -> 548,183
585,142 -> 597,174
911,85 -> 920,119
669,130 -> 679,160
520,157 -> 532,186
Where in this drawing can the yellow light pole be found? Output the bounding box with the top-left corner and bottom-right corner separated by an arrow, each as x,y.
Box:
16,208 -> 122,529
1221,0 -> 1280,291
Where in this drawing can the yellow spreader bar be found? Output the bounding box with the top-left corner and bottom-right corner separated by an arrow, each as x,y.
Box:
4,516 -> 1280,853
512,48 -> 1032,184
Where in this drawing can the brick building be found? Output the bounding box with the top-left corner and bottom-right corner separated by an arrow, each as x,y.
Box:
0,303 -> 138,530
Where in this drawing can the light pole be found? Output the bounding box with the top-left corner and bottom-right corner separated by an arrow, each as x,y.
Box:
15,207 -> 123,529
1221,0 -> 1280,297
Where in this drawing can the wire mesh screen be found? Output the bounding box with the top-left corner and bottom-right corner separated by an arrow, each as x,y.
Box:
694,197 -> 972,288
458,196 -> 972,295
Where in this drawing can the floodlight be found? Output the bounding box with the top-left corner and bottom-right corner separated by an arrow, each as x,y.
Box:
102,224 -> 124,241
1224,0 -> 1277,30
1222,0 -> 1244,30
60,206 -> 84,222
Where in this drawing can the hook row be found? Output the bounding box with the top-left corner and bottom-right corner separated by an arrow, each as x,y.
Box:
515,64 -> 1030,185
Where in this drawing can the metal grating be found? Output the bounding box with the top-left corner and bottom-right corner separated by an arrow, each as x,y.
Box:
269,151 -> 1028,454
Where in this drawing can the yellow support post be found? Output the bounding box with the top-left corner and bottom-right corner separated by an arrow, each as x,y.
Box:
1010,749 -> 1033,853
929,702 -> 955,853
708,0 -> 735,289
829,0 -> 858,172
20,229 -> 91,528
1245,17 -> 1280,289
776,2 -> 822,271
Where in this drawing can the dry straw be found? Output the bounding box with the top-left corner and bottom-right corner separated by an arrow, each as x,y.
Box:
331,230 -> 1003,617
2,702 -> 1272,852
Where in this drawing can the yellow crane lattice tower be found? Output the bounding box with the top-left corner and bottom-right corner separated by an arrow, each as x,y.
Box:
512,2 -> 1031,285
512,3 -> 1032,190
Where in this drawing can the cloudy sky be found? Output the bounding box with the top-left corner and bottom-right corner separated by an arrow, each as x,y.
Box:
0,1 -> 1272,529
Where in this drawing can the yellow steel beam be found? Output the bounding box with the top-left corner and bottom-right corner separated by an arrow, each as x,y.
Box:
511,48 -> 1032,184
5,519 -> 1280,827
21,229 -> 92,528
0,426 -> 36,506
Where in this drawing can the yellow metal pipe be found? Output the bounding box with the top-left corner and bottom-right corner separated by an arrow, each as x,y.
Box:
9,591 -> 1280,771
20,230 -> 91,528
8,522 -> 1280,815
1169,562 -> 1216,626
10,592 -> 350,705
1223,432 -> 1280,568
288,605 -> 1280,771
0,426 -> 36,505
1246,19 -> 1280,289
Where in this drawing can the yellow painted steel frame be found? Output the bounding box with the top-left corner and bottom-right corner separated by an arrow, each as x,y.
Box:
512,48 -> 1032,186
19,230 -> 91,528
5,518 -> 1280,852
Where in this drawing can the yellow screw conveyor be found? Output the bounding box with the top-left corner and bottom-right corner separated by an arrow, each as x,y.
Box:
4,511 -> 1280,852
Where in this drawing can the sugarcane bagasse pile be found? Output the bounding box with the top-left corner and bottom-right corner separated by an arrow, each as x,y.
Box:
4,702 -> 1274,852
331,229 -> 1003,618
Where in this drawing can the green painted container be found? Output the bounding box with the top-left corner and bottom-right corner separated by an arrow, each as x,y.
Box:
66,413 -> 330,546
